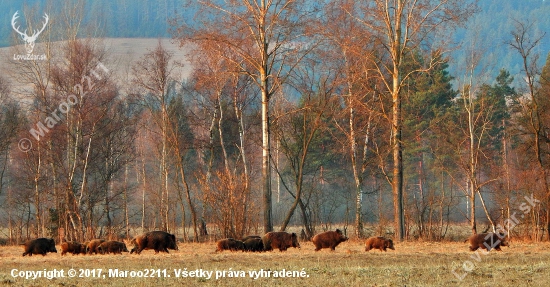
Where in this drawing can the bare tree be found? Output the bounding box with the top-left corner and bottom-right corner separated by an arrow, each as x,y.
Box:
165,95 -> 200,241
272,55 -> 336,238
349,0 -> 476,240
319,0 -> 384,238
508,20 -> 548,241
131,40 -> 185,233
173,0 -> 314,233
458,75 -> 499,235
184,40 -> 259,239
50,39 -> 116,241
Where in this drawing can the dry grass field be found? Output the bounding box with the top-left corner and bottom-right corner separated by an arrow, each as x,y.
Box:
1,239 -> 549,287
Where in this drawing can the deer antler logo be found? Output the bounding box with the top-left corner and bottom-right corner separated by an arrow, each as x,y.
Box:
11,11 -> 49,54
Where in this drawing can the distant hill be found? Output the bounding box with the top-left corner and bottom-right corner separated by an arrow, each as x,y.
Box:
453,0 -> 550,82
0,38 -> 193,102
0,0 -> 193,47
1,0 -> 549,83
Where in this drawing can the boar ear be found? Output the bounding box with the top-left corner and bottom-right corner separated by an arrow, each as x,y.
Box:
336,229 -> 341,234
291,233 -> 297,238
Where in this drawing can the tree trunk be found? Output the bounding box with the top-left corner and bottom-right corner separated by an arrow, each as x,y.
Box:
261,73 -> 272,233
477,189 -> 496,231
235,91 -> 250,236
259,0 -> 273,234
34,140 -> 42,237
217,96 -> 231,177
469,180 -> 476,234
280,172 -> 304,231
391,0 -> 405,241
124,166 -> 129,239
180,164 -> 199,242
298,199 -> 313,239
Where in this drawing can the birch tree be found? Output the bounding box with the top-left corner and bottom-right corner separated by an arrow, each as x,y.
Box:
319,0 -> 384,238
131,41 -> 181,232
173,0 -> 313,233
350,0 -> 476,240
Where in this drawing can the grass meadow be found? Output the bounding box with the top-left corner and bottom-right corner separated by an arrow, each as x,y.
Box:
1,239 -> 549,286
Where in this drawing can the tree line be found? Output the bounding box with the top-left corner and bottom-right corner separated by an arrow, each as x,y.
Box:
1,0 -> 550,243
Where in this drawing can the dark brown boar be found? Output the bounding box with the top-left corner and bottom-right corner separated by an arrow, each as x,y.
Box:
243,237 -> 264,252
86,239 -> 105,255
216,238 -> 245,252
130,234 -> 146,254
81,241 -> 89,254
312,229 -> 348,251
131,231 -> 178,254
98,241 -> 129,254
60,241 -> 86,255
262,232 -> 300,252
364,237 -> 395,252
241,235 -> 261,241
468,233 -> 509,251
21,238 -> 57,256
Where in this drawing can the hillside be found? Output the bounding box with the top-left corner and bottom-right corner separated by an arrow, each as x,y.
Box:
0,0 -> 191,47
0,38 -> 193,100
1,0 -> 549,81
454,0 -> 550,79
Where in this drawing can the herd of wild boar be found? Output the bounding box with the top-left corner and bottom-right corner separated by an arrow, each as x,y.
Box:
18,229 -> 509,256
19,230 -> 178,257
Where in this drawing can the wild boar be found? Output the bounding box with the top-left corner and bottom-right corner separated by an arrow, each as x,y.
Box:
22,238 -> 57,256
241,235 -> 261,242
86,239 -> 106,255
243,237 -> 264,252
467,233 -> 509,251
98,240 -> 129,254
216,238 -> 245,252
364,237 -> 395,252
60,241 -> 86,255
131,231 -> 178,254
262,232 -> 300,252
312,229 -> 348,251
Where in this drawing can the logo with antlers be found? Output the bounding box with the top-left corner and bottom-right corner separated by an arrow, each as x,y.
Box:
11,11 -> 49,54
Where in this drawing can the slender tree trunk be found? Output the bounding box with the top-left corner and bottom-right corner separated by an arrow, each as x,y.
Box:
78,134 -> 93,240
418,160 -> 425,237
160,104 -> 169,231
280,170 -> 304,231
180,164 -> 198,241
298,199 -> 313,239
141,154 -> 146,231
124,166 -> 129,239
349,94 -> 363,238
234,92 -> 250,235
34,140 -> 42,237
217,97 -> 231,177
258,0 -> 273,234
261,73 -> 272,233
503,119 -> 512,239
470,194 -> 477,234
391,0 -> 405,241
392,75 -> 405,241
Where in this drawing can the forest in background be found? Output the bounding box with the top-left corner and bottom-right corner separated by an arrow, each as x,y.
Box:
1,0 -> 550,244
